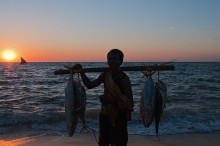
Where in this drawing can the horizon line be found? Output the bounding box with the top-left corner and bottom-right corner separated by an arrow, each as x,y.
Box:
0,61 -> 219,63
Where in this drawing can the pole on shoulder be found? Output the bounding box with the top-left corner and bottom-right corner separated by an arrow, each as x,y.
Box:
54,65 -> 174,75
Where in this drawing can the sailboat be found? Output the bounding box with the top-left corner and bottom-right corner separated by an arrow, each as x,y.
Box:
21,57 -> 27,64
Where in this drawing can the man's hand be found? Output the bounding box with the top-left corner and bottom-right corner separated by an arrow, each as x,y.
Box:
73,64 -> 83,72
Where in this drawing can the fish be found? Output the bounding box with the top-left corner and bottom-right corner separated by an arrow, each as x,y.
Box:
154,80 -> 167,140
140,76 -> 156,128
74,80 -> 89,133
64,64 -> 78,137
64,64 -> 89,137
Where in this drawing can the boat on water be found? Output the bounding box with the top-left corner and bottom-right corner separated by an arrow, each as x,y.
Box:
21,57 -> 27,64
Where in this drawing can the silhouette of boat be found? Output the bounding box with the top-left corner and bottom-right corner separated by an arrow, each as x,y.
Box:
21,57 -> 27,64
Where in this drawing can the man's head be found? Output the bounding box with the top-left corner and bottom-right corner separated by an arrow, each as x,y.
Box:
107,49 -> 124,64
107,49 -> 124,71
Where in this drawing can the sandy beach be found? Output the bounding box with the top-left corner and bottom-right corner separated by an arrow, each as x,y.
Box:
1,129 -> 220,146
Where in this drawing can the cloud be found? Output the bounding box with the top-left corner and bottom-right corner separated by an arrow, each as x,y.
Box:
209,37 -> 220,40
168,27 -> 176,30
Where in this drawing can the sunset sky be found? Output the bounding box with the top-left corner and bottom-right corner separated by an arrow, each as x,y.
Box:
0,0 -> 219,62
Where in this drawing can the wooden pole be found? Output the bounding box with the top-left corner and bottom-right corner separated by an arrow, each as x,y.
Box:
54,65 -> 174,75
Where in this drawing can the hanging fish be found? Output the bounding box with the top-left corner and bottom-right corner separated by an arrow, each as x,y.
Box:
140,75 -> 156,128
74,80 -> 89,133
154,80 -> 167,140
64,64 -> 89,137
64,64 -> 78,136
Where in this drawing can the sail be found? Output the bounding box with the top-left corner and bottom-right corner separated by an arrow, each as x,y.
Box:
21,57 -> 27,64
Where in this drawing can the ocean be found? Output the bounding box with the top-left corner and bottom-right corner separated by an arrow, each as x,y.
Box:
0,62 -> 219,136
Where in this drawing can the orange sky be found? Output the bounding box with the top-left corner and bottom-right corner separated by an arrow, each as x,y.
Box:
1,44 -> 219,62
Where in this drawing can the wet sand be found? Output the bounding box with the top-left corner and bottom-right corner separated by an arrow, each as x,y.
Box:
0,129 -> 220,146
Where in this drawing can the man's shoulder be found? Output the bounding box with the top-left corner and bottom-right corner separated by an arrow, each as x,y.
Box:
120,71 -> 130,81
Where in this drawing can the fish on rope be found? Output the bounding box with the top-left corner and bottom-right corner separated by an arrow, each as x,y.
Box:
154,80 -> 167,141
140,69 -> 156,128
154,62 -> 170,140
140,63 -> 169,141
64,64 -> 89,137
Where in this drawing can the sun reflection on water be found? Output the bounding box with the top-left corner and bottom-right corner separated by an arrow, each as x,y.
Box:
0,137 -> 34,146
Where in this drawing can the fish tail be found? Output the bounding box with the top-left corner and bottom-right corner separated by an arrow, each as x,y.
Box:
80,126 -> 90,133
87,127 -> 98,144
141,116 -> 147,128
80,126 -> 98,144
63,64 -> 72,70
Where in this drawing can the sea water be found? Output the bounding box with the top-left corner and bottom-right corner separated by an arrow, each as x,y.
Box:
0,62 -> 219,135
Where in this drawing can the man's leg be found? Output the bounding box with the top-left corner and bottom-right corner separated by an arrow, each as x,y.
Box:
99,114 -> 110,146
110,112 -> 128,146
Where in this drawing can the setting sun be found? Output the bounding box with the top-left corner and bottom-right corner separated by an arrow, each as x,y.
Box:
2,50 -> 17,61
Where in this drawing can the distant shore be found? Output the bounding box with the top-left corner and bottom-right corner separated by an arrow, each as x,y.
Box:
0,129 -> 220,146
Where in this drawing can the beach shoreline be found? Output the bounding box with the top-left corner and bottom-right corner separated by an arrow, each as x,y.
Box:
1,129 -> 220,146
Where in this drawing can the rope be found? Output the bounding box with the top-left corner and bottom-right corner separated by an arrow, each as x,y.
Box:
87,127 -> 98,144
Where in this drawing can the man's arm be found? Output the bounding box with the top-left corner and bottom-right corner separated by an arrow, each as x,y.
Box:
80,72 -> 104,89
74,64 -> 104,89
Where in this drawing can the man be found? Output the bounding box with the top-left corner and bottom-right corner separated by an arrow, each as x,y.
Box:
75,49 -> 134,146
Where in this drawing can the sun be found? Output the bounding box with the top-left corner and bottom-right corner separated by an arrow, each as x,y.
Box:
2,50 -> 17,61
